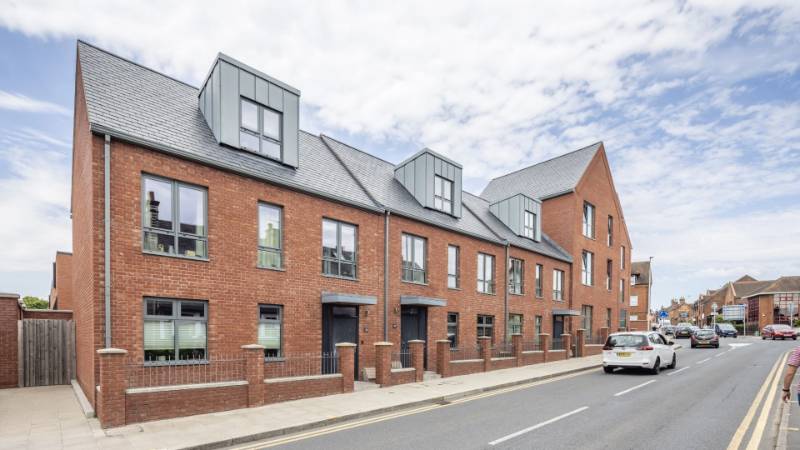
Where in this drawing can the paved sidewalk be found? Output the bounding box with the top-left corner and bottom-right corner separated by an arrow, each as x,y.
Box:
3,355 -> 603,449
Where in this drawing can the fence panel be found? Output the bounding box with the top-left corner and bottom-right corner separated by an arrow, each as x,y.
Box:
22,319 -> 75,387
126,353 -> 246,388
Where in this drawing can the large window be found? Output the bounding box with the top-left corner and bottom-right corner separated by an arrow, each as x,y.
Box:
402,234 -> 427,283
477,253 -> 496,294
606,259 -> 612,290
581,251 -> 594,286
607,308 -> 612,328
508,258 -> 524,295
607,215 -> 613,246
619,308 -> 628,329
619,279 -> 625,303
535,315 -> 543,337
477,315 -> 494,343
620,246 -> 626,269
535,264 -> 543,298
553,269 -> 564,301
143,298 -> 207,363
240,98 -> 282,160
447,245 -> 460,289
447,312 -> 459,348
143,176 -> 207,259
433,175 -> 453,214
508,314 -> 523,336
630,295 -> 639,307
523,210 -> 536,239
582,202 -> 595,238
258,203 -> 282,269
582,305 -> 593,337
258,305 -> 282,359
774,293 -> 800,324
322,219 -> 358,279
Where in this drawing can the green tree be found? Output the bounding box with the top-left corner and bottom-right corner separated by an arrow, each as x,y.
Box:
22,296 -> 49,309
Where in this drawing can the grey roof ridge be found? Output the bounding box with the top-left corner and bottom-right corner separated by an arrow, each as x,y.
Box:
90,123 -> 383,214
318,135 -> 383,209
77,39 -> 198,90
486,141 -> 602,183
319,133 -> 397,166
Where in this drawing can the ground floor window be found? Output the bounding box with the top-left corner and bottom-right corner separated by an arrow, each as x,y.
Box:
619,308 -> 627,329
582,305 -> 593,337
477,315 -> 494,343
143,298 -> 207,363
447,312 -> 459,348
606,308 -> 612,328
259,304 -> 283,358
535,315 -> 543,337
508,314 -> 523,336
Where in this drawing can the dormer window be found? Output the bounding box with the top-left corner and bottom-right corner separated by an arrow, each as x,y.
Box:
240,98 -> 282,160
523,210 -> 536,239
433,175 -> 453,213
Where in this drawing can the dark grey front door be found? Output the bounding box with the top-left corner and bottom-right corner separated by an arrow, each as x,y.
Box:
553,315 -> 564,337
401,306 -> 427,368
322,305 -> 359,375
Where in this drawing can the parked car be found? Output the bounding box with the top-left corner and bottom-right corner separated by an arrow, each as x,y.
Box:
762,324 -> 797,340
691,329 -> 720,348
662,325 -> 675,336
602,332 -> 676,374
674,325 -> 693,338
715,323 -> 738,338
689,326 -> 700,335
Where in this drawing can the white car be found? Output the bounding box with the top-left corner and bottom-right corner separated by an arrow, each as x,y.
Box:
602,331 -> 676,374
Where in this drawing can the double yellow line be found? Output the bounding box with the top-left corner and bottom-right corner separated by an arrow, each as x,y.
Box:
727,351 -> 789,450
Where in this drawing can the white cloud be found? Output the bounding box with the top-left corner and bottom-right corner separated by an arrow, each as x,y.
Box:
0,0 -> 799,307
0,90 -> 70,115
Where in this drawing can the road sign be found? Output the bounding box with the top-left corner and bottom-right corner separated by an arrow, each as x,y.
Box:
660,311 -> 668,319
722,304 -> 745,321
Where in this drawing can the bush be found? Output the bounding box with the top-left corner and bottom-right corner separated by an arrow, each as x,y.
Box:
22,296 -> 49,309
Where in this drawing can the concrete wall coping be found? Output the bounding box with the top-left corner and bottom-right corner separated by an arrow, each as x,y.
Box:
451,359 -> 482,364
126,380 -> 248,394
264,373 -> 342,384
374,342 -> 393,346
491,357 -> 515,361
241,344 -> 265,349
390,368 -> 415,373
436,339 -> 452,344
406,339 -> 425,344
0,293 -> 20,299
550,349 -> 566,353
538,333 -> 551,336
576,328 -> 587,332
335,342 -> 357,348
477,336 -> 492,340
97,348 -> 128,355
521,350 -> 544,354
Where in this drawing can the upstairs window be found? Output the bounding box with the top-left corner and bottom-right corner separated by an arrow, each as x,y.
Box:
535,264 -> 543,298
606,259 -> 613,291
581,251 -> 594,286
620,246 -> 626,269
322,219 -> 358,279
433,175 -> 453,213
447,245 -> 460,289
508,258 -> 524,295
402,234 -> 427,283
258,305 -> 283,359
607,215 -> 613,246
258,203 -> 282,269
143,298 -> 207,363
553,269 -> 564,301
620,279 -> 625,303
477,253 -> 496,294
523,210 -> 537,239
582,202 -> 595,238
240,98 -> 282,160
143,175 -> 207,259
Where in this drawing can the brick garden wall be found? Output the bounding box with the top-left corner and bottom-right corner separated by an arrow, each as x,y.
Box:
0,295 -> 20,388
263,375 -> 344,405
126,384 -> 248,424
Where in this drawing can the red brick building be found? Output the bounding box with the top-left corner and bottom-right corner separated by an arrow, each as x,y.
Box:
629,260 -> 652,330
66,41 -> 636,423
49,251 -> 73,311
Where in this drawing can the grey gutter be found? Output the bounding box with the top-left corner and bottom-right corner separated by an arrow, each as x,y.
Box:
89,124 -> 384,215
103,134 -> 111,348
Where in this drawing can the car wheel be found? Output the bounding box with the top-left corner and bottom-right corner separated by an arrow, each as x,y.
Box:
603,366 -> 614,374
762,336 -> 766,340
668,354 -> 677,369
715,344 -> 719,348
691,344 -> 696,348
651,358 -> 661,375
794,337 -> 797,341
772,336 -> 776,340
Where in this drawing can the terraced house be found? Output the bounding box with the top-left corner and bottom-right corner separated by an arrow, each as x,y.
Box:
69,41 -> 632,426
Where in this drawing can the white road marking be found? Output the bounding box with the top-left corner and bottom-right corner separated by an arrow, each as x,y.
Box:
613,380 -> 657,397
715,352 -> 726,358
488,406 -> 589,446
729,343 -> 752,348
697,357 -> 711,364
667,367 -> 689,376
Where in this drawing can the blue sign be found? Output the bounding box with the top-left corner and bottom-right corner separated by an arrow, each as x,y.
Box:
659,311 -> 668,319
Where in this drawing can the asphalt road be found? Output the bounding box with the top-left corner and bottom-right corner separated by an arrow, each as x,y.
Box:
231,337 -> 796,450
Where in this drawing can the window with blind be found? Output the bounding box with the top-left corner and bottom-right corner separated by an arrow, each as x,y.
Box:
508,314 -> 523,336
258,305 -> 282,358
258,203 -> 283,269
143,298 -> 207,363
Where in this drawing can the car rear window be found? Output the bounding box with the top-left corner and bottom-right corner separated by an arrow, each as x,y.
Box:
606,335 -> 648,348
718,324 -> 735,330
696,330 -> 715,337
774,325 -> 792,330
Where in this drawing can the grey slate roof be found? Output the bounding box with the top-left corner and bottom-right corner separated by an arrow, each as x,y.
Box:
77,41 -> 378,211
740,277 -> 800,298
481,142 -> 602,202
77,40 -> 572,263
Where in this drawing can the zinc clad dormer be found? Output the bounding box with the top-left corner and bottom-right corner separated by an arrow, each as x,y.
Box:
393,148 -> 462,218
489,193 -> 542,242
198,53 -> 300,167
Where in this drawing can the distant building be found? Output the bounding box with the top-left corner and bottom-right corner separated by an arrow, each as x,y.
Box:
629,260 -> 651,330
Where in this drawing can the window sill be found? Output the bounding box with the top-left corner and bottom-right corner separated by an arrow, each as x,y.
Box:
477,291 -> 497,296
509,292 -> 525,297
322,274 -> 359,282
142,250 -> 209,262
401,280 -> 429,287
448,287 -> 462,291
535,295 -> 543,299
257,266 -> 286,272
264,357 -> 286,363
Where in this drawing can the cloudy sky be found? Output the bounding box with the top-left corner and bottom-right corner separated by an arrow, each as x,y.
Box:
0,0 -> 798,309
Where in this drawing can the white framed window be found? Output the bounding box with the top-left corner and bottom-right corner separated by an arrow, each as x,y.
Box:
630,314 -> 639,321
433,175 -> 453,213
523,210 -> 536,239
553,269 -> 564,301
581,251 -> 594,286
583,202 -> 595,238
630,295 -> 639,307
477,253 -> 496,294
447,245 -> 460,289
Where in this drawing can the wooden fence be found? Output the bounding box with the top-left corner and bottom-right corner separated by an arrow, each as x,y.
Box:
20,319 -> 76,387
